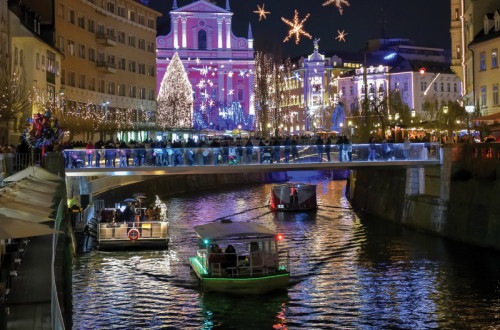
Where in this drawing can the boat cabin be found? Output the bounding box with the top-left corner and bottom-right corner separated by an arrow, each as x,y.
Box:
270,183 -> 317,211
189,221 -> 290,294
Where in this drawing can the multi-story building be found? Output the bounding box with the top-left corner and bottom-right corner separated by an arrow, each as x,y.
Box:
156,0 -> 255,133
22,0 -> 161,142
468,10 -> 500,117
278,40 -> 362,133
335,39 -> 461,125
450,0 -> 499,107
4,1 -> 62,144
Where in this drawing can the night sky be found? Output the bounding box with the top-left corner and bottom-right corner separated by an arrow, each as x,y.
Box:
148,0 -> 451,58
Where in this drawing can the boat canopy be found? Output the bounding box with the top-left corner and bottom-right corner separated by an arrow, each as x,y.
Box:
193,222 -> 276,241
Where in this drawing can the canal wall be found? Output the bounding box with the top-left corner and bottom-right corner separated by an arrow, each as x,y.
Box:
93,171 -> 288,206
348,144 -> 500,252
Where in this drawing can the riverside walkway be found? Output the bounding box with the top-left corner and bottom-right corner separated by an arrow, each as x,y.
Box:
64,143 -> 441,177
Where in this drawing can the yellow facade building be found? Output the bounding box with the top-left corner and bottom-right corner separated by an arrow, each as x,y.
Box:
48,0 -> 161,141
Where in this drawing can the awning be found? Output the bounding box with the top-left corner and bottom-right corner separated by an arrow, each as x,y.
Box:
0,198 -> 54,218
473,112 -> 500,122
3,166 -> 63,182
0,215 -> 59,239
193,222 -> 276,240
0,208 -> 53,223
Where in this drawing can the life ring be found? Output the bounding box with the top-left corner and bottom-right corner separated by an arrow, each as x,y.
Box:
128,228 -> 140,240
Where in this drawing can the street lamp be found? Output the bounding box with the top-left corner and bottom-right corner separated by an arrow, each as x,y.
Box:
465,105 -> 475,134
238,124 -> 242,137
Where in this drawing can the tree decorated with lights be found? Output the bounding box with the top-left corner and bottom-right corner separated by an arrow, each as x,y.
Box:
157,52 -> 194,129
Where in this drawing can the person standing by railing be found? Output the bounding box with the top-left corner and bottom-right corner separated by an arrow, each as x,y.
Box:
94,140 -> 103,167
325,138 -> 332,162
245,139 -> 253,164
85,141 -> 94,167
315,136 -> 324,162
336,136 -> 344,162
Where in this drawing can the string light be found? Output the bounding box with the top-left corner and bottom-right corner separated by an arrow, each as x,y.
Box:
253,3 -> 271,21
281,10 -> 312,44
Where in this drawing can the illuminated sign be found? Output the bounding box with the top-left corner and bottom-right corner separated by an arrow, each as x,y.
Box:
384,53 -> 397,60
419,67 -> 427,76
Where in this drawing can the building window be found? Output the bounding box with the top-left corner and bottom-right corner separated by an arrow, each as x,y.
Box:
139,87 -> 146,99
341,86 -> 345,96
420,81 -> 424,91
78,74 -> 85,89
440,82 -> 444,92
88,19 -> 95,33
147,41 -> 155,53
138,15 -> 145,26
492,49 -> 498,68
129,85 -> 136,98
138,38 -> 145,50
68,40 -> 75,55
198,30 -> 207,50
138,63 -> 146,75
97,24 -> 105,35
118,83 -> 126,96
433,83 -> 437,92
77,14 -> 85,29
68,72 -> 75,87
481,86 -> 487,107
117,6 -> 126,18
454,83 -> 457,92
147,18 -> 154,29
107,55 -> 115,66
237,88 -> 244,101
61,69 -> 65,85
129,61 -> 136,73
128,10 -> 136,22
403,81 -> 408,92
108,81 -> 115,95
89,48 -> 95,62
41,55 -> 45,71
36,53 -> 40,69
493,84 -> 499,106
118,31 -> 125,44
148,88 -> 155,100
98,79 -> 105,93
447,83 -> 450,92
57,35 -> 65,52
148,65 -> 155,77
107,1 -> 115,13
455,8 -> 459,20
456,46 -> 460,59
350,85 -> 354,95
78,44 -> 85,59
128,35 -> 135,47
480,52 -> 486,70
118,58 -> 125,70
68,9 -> 75,24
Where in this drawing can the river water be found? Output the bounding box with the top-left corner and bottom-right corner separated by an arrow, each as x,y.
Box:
73,172 -> 500,329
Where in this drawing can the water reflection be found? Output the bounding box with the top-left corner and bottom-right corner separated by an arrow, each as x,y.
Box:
73,176 -> 500,328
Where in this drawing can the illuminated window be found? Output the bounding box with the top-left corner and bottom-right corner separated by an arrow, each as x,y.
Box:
480,52 -> 486,70
492,50 -> 498,68
493,84 -> 498,106
481,86 -> 487,107
198,30 -> 207,50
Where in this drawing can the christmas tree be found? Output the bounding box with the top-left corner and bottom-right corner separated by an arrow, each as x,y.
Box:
157,52 -> 194,129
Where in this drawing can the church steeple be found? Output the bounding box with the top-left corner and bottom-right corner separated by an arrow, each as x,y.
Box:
225,0 -> 230,10
172,0 -> 178,9
248,23 -> 253,40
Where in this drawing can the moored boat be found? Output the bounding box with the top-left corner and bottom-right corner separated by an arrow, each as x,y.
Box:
270,183 -> 317,211
97,196 -> 169,250
189,220 -> 290,294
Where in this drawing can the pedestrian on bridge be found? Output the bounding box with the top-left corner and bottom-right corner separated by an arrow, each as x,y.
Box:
315,136 -> 324,162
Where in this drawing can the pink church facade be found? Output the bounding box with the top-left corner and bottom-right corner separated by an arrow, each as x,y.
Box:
156,0 -> 255,131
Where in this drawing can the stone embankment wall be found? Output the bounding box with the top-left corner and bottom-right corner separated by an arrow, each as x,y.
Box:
94,172 -> 288,206
348,144 -> 500,252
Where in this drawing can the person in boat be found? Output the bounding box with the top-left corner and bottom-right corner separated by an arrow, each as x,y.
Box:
250,242 -> 264,267
224,245 -> 237,269
208,244 -> 226,269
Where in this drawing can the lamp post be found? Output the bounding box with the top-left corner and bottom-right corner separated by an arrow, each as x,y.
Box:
238,124 -> 242,137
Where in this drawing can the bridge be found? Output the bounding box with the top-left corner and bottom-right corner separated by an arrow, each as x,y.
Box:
64,143 -> 441,177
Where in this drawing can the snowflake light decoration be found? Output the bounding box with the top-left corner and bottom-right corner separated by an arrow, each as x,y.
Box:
253,4 -> 270,21
335,29 -> 348,42
228,71 -> 234,78
322,0 -> 350,15
196,58 -> 201,64
281,10 -> 312,44
196,79 -> 206,89
228,89 -> 234,95
239,69 -> 247,77
292,72 -> 302,81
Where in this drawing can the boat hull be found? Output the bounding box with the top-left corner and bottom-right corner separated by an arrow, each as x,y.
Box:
98,238 -> 169,250
189,257 -> 289,294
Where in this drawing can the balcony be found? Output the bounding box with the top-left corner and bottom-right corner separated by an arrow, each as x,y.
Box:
96,61 -> 117,74
96,33 -> 117,46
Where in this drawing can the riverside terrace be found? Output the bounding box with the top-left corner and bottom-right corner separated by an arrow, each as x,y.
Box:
64,143 -> 441,177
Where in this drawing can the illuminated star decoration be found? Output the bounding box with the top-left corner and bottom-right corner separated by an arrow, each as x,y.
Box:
335,29 -> 348,42
322,0 -> 350,15
292,72 -> 302,81
239,69 -> 247,77
228,71 -> 234,78
281,10 -> 312,45
253,4 -> 270,21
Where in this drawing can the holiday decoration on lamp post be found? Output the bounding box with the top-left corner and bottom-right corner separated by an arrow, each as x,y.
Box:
23,110 -> 63,154
157,52 -> 194,129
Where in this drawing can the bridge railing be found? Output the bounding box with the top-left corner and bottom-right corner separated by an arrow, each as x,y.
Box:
63,143 -> 440,168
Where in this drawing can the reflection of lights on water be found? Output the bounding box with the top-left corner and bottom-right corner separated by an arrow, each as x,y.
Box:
154,195 -> 168,222
273,303 -> 288,329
